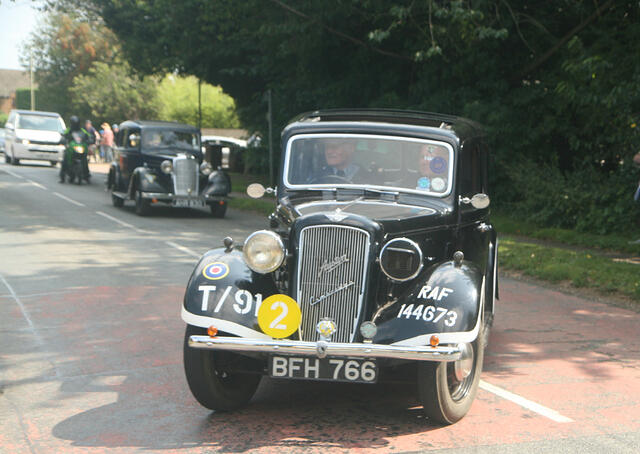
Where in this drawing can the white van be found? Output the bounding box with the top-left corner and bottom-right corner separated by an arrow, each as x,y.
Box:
4,110 -> 66,166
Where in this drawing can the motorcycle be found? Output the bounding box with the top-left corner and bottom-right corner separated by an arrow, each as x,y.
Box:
64,131 -> 90,184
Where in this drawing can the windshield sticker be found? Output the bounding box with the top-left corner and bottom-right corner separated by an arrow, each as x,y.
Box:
203,262 -> 230,280
417,177 -> 430,190
417,285 -> 454,301
430,157 -> 447,174
431,178 -> 446,192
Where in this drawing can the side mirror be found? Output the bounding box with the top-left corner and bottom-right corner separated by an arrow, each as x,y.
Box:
460,193 -> 490,209
128,133 -> 140,148
5,123 -> 14,130
247,183 -> 276,199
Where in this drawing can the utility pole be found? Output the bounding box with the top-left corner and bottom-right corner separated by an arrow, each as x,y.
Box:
30,52 -> 34,110
268,89 -> 273,187
198,79 -> 202,130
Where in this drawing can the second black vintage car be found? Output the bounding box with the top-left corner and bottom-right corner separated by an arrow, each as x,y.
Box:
180,109 -> 498,424
108,120 -> 230,217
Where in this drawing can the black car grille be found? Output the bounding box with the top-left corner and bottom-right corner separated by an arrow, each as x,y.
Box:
173,156 -> 198,196
295,225 -> 370,343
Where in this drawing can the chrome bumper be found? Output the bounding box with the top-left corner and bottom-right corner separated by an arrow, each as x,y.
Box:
141,192 -> 225,201
188,335 -> 461,362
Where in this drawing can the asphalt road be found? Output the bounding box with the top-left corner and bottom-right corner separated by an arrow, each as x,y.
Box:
1,159 -> 639,453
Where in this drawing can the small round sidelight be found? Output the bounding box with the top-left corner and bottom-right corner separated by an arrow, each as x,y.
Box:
359,321 -> 378,340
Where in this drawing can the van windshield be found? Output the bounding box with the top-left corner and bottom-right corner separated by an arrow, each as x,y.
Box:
17,115 -> 64,132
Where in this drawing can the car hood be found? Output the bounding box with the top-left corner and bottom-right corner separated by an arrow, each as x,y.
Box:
291,199 -> 451,233
16,129 -> 62,143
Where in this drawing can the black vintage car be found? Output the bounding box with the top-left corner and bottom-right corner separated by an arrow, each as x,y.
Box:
181,109 -> 498,424
108,120 -> 230,217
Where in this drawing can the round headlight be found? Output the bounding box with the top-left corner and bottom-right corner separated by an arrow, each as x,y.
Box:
243,230 -> 285,274
379,238 -> 423,282
200,161 -> 213,176
160,160 -> 173,174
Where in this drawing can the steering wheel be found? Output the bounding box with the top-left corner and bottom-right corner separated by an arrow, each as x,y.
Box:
310,174 -> 351,184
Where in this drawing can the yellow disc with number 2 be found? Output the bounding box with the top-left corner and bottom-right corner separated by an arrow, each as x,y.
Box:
257,294 -> 302,338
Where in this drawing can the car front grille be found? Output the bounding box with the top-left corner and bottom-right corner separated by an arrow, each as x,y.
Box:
173,156 -> 198,196
295,225 -> 370,343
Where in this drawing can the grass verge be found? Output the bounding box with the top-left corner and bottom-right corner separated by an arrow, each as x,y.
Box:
499,237 -> 640,302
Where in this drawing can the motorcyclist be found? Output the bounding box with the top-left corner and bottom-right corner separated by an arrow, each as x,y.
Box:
60,116 -> 91,183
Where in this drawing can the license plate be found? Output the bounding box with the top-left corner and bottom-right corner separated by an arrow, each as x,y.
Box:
173,199 -> 205,208
269,355 -> 377,383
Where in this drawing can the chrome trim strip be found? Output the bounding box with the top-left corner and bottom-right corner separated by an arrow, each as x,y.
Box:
296,200 -> 436,214
188,335 -> 461,362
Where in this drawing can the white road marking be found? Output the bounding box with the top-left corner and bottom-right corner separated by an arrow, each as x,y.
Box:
480,379 -> 574,423
53,192 -> 85,207
165,241 -> 201,258
95,211 -> 148,234
2,168 -> 25,179
26,179 -> 46,189
0,272 -> 61,378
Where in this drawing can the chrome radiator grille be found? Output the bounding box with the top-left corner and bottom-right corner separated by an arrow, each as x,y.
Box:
296,225 -> 370,343
172,156 -> 198,196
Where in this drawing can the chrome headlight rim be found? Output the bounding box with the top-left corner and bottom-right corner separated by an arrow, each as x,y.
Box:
200,161 -> 213,176
379,237 -> 423,282
160,160 -> 173,174
243,230 -> 285,274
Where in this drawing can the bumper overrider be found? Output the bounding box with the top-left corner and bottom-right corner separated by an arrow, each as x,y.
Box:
188,335 -> 462,362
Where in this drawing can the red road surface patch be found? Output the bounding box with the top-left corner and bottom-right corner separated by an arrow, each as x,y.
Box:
1,279 -> 639,452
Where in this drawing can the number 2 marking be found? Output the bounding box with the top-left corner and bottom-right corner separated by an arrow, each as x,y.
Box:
269,301 -> 289,330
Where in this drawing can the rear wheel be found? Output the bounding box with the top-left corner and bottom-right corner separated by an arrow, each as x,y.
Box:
183,325 -> 261,411
134,189 -> 150,216
210,202 -> 227,218
111,192 -> 124,208
417,322 -> 485,425
5,153 -> 11,164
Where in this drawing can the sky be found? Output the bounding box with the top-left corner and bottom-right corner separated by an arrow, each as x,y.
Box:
0,0 -> 43,70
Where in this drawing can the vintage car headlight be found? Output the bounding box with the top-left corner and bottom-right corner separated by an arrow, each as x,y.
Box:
379,238 -> 423,282
243,230 -> 285,274
200,162 -> 213,176
160,160 -> 173,174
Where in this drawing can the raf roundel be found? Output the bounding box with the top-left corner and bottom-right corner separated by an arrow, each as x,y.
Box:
202,262 -> 230,280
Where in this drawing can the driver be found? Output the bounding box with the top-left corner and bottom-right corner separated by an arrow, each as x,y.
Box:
313,139 -> 367,183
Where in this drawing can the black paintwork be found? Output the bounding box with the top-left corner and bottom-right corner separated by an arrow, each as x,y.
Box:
107,119 -> 230,204
183,109 -> 498,346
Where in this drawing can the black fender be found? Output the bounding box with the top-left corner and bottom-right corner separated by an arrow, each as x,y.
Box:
181,248 -> 278,338
129,167 -> 167,197
202,169 -> 231,197
373,260 -> 484,346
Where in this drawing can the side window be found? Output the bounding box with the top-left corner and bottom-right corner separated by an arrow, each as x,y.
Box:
458,142 -> 483,197
7,112 -> 16,128
116,128 -> 127,147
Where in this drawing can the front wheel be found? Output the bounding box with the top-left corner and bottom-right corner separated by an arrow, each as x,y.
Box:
134,189 -> 150,216
417,324 -> 485,425
210,202 -> 227,218
183,325 -> 261,411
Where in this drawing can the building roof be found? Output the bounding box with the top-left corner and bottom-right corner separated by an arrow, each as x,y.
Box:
0,69 -> 33,97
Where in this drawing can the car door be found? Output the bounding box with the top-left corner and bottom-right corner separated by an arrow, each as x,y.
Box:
118,127 -> 142,187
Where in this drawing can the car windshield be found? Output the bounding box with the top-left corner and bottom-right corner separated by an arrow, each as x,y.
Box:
284,134 -> 454,197
17,114 -> 64,132
142,129 -> 199,151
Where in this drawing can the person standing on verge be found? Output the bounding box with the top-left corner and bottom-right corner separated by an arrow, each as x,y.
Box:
100,123 -> 114,162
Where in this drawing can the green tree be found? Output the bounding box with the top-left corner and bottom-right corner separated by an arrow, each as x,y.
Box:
157,75 -> 239,128
70,60 -> 160,124
20,12 -> 118,119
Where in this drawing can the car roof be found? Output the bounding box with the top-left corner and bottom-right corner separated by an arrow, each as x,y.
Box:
287,109 -> 485,142
12,109 -> 62,117
119,119 -> 199,131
